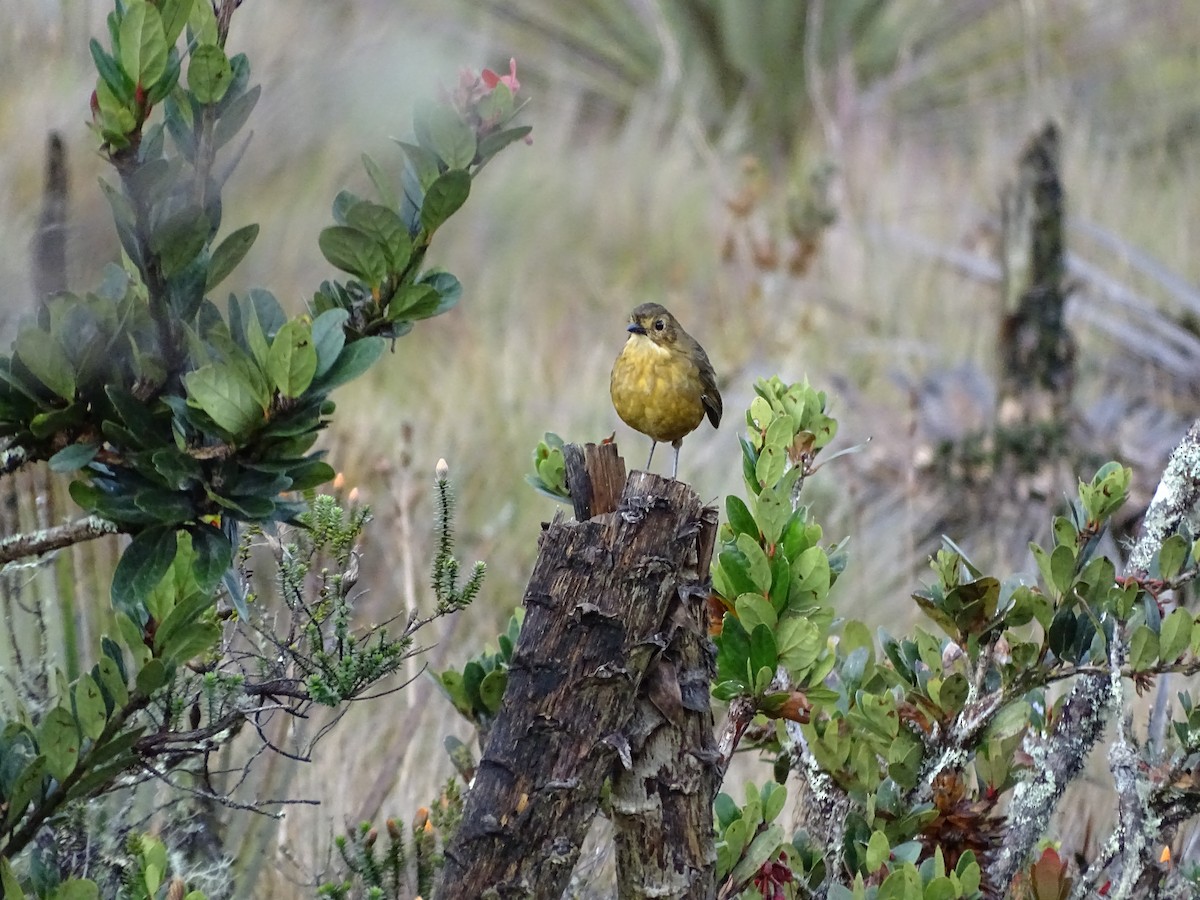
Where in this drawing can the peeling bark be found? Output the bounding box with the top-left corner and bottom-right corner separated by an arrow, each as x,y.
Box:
610,505 -> 719,899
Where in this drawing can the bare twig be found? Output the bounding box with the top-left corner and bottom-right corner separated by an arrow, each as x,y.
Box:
0,515 -> 119,567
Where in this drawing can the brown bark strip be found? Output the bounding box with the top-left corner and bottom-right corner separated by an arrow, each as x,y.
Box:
610,505 -> 720,899
564,441 -> 627,520
439,468 -> 712,899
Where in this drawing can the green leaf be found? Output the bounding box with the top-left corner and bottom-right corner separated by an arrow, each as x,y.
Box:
396,141 -> 441,191
146,50 -> 181,105
420,169 -> 471,234
38,706 -> 81,781
887,731 -> 924,788
5,754 -> 48,830
479,670 -> 507,714
188,42 -> 233,103
53,878 -> 101,899
111,525 -> 178,621
48,443 -> 99,472
754,442 -> 786,488
776,615 -> 821,674
188,523 -> 232,595
735,593 -> 777,633
725,496 -> 759,539
1049,545 -> 1076,594
242,299 -> 272,369
311,309 -> 349,378
96,656 -> 129,708
727,823 -> 784,889
72,674 -> 109,741
91,38 -> 134,106
135,658 -> 169,696
760,782 -> 786,823
1129,624 -> 1159,671
213,83 -> 261,149
1,857 -> 27,899
267,319 -> 318,398
436,670 -> 472,716
754,486 -> 791,546
763,413 -> 795,451
133,488 -> 194,523
160,628 -> 219,672
462,660 -> 486,710
318,226 -> 388,285
415,103 -> 477,169
150,447 -> 202,489
421,270 -> 462,308
734,533 -> 772,592
117,614 -> 151,669
865,829 -> 890,872
284,459 -> 336,492
714,792 -> 740,830
312,337 -> 386,392
15,329 -> 76,400
119,0 -> 168,86
160,0 -> 194,46
31,405 -> 85,440
346,202 -> 412,273
106,388 -> 160,446
62,733 -> 143,803
150,205 -> 211,278
387,284 -> 442,322
99,178 -> 141,263
155,592 -> 216,659
332,190 -> 365,226
791,545 -> 831,599
1158,534 -> 1189,584
877,867 -> 920,900
984,700 -> 1030,742
1160,608 -> 1193,663
207,490 -> 276,519
184,362 -> 268,435
477,124 -> 532,160
716,614 -> 751,685
747,624 -> 778,684
187,0 -> 218,43
362,152 -> 397,209
206,223 -> 259,290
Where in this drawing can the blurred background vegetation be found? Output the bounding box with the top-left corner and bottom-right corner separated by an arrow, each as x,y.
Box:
4,0 -> 1200,894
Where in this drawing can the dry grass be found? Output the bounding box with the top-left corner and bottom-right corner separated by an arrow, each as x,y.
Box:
5,1 -> 1200,894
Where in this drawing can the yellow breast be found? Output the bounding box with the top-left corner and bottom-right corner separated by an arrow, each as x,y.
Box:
610,335 -> 706,443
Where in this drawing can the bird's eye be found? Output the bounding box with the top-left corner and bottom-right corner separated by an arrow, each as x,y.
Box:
654,319 -> 665,331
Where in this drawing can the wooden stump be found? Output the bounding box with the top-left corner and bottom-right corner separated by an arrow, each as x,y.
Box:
439,444 -> 718,899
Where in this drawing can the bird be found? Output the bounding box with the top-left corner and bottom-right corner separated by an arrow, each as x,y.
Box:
610,302 -> 722,479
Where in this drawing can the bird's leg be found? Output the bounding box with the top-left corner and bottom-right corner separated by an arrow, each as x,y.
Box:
671,439 -> 682,480
646,441 -> 658,471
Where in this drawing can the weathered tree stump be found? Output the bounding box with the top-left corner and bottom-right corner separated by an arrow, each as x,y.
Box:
998,120 -> 1075,432
438,444 -> 718,899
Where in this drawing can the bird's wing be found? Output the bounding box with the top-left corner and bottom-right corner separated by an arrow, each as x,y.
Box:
698,354 -> 723,428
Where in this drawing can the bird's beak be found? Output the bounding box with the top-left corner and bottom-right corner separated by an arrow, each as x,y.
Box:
627,322 -> 646,335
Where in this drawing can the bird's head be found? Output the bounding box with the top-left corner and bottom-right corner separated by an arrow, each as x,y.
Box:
626,302 -> 678,346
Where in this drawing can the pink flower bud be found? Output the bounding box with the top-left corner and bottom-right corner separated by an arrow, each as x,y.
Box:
481,58 -> 520,95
